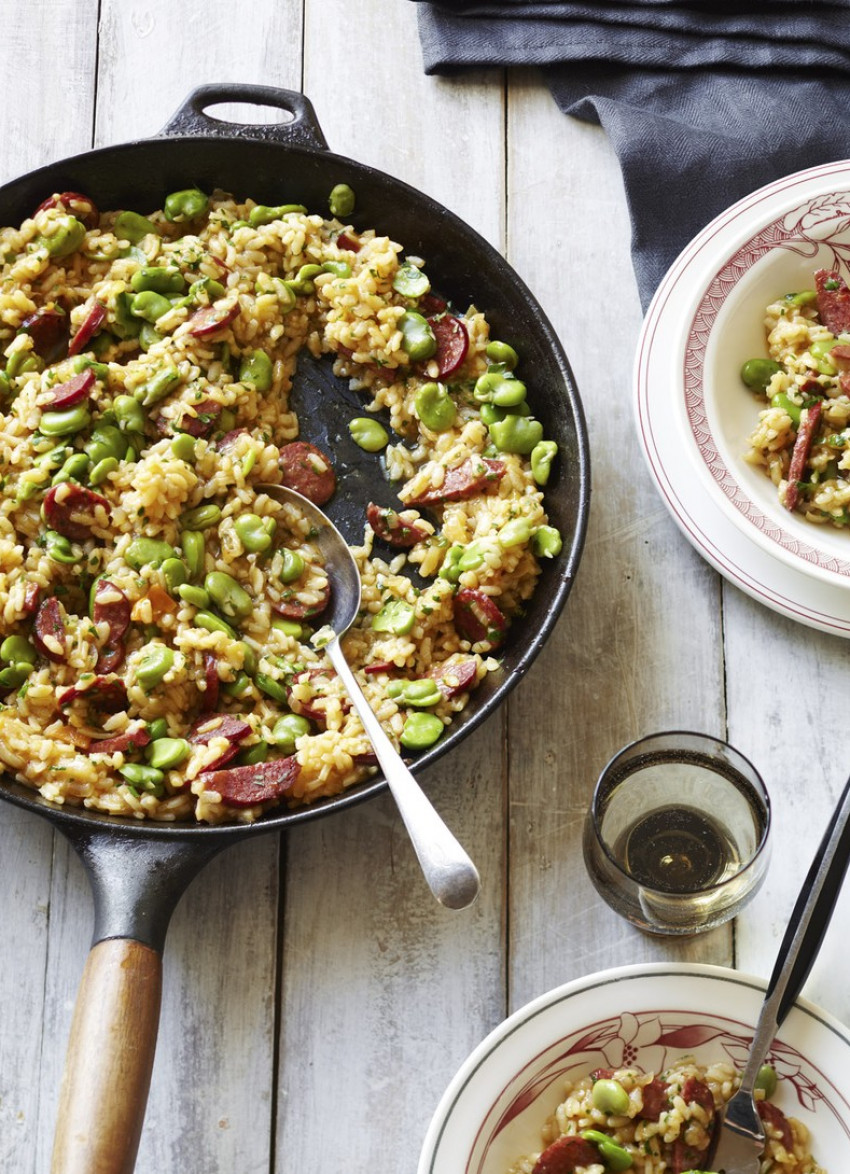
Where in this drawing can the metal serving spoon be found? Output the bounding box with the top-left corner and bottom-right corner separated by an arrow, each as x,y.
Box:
710,772 -> 850,1174
263,484 -> 481,910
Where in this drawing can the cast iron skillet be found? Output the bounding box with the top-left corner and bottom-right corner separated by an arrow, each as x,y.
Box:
0,85 -> 590,1171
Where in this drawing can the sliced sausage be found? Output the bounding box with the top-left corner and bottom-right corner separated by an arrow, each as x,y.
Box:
286,669 -> 349,729
35,191 -> 99,231
23,583 -> 41,615
453,588 -> 507,648
758,1101 -> 793,1152
88,727 -> 151,756
680,1076 -> 714,1118
198,754 -> 300,808
335,232 -> 361,253
21,306 -> 69,363
531,1135 -> 600,1174
428,657 -> 478,699
188,713 -> 252,770
92,580 -> 131,672
68,303 -> 107,356
639,1077 -> 670,1121
203,652 -> 220,710
784,400 -> 823,512
214,427 -> 249,453
404,456 -> 505,507
57,676 -> 128,713
186,300 -> 239,337
363,660 -> 397,675
33,597 -> 66,662
279,440 -> 336,505
428,313 -> 469,377
174,398 -> 223,438
37,367 -> 95,409
42,483 -> 109,542
367,503 -> 430,548
271,577 -> 331,620
815,268 -> 850,336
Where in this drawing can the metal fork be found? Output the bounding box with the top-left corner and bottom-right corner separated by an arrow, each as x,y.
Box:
710,772 -> 850,1174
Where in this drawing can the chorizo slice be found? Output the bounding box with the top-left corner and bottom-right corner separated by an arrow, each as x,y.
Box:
57,676 -> 128,713
93,580 -> 131,672
174,398 -> 223,438
35,191 -> 99,231
33,597 -> 67,662
453,588 -> 507,649
42,483 -> 109,542
428,657 -> 478,699
188,713 -> 252,770
815,268 -> 850,336
639,1077 -> 670,1121
758,1101 -> 793,1152
279,440 -> 336,505
88,727 -> 152,756
367,503 -> 430,548
37,367 -> 95,409
405,456 -> 505,507
271,578 -> 331,620
198,754 -> 300,808
784,400 -> 823,512
532,1135 -> 600,1174
186,300 -> 239,337
68,303 -> 107,356
428,313 -> 469,377
21,306 -> 69,363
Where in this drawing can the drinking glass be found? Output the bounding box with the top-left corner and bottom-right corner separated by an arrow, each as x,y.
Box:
583,731 -> 771,935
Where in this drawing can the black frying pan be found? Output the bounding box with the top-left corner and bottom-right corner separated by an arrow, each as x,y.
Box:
0,85 -> 590,1171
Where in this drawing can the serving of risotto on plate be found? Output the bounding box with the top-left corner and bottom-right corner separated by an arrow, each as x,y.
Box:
0,186 -> 561,823
744,267 -> 850,526
510,1061 -> 824,1174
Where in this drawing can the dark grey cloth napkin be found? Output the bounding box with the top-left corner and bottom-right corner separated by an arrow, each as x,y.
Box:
414,2 -> 850,309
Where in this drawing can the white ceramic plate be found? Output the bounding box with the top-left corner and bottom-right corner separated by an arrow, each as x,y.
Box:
418,963 -> 850,1174
635,160 -> 850,634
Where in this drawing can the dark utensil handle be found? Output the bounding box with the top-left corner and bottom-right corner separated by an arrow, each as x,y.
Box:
159,83 -> 328,150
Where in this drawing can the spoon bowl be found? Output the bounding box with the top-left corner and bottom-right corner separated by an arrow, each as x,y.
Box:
262,483 -> 481,910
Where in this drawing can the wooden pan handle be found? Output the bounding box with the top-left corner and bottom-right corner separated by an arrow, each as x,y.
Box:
52,938 -> 162,1174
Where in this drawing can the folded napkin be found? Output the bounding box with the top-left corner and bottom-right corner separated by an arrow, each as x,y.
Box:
414,1 -> 850,308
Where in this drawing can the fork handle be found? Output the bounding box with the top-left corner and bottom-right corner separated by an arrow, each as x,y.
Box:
741,772 -> 850,1090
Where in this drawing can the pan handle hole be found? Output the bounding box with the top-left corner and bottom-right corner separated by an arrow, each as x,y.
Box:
202,102 -> 295,126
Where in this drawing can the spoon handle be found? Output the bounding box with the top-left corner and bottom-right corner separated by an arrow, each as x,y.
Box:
325,640 -> 480,910
740,772 -> 850,1092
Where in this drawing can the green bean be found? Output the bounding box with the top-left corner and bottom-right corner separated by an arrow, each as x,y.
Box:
532,525 -> 563,559
581,1132 -> 633,1173
393,263 -> 430,299
112,394 -> 147,434
239,349 -> 274,391
755,1064 -> 777,1099
146,736 -> 190,771
349,416 -> 389,452
51,452 -> 90,485
185,276 -> 226,304
255,672 -> 288,703
530,439 -> 558,486
399,311 -> 437,362
0,635 -> 37,665
239,642 -> 258,677
234,512 -> 273,554
784,289 -> 818,307
497,518 -> 531,548
39,405 -> 91,437
770,391 -> 803,427
485,340 -> 519,370
457,543 -> 485,573
164,188 -> 209,222
216,408 -> 236,434
132,290 -> 173,324
131,266 -> 185,295
414,381 -> 456,432
6,350 -> 41,378
0,369 -> 10,400
114,211 -> 158,243
221,671 -> 252,699
204,571 -> 253,622
591,1079 -> 631,1116
194,610 -> 238,639
288,264 -> 323,295
241,449 -> 257,478
181,503 -> 222,531
439,545 -> 464,583
740,357 -> 782,392
278,549 -> 305,583
400,712 -> 444,750
70,355 -> 110,382
181,529 -> 206,580
322,260 -> 351,279
147,717 -> 169,741
328,184 -> 356,218
136,643 -> 175,690
170,433 -> 197,463
372,599 -> 415,636
488,414 -> 544,454
0,663 -> 31,689
90,330 -> 117,358
176,583 -> 210,609
161,557 -> 188,591
138,323 -> 163,352
237,740 -> 270,766
125,538 -> 176,571
255,273 -> 297,313
119,763 -> 165,794
473,370 -> 527,407
39,215 -> 86,258
42,529 -> 80,564
248,203 -> 307,227
112,291 -> 143,339
270,713 -> 310,752
136,365 -> 181,410
387,678 -> 442,708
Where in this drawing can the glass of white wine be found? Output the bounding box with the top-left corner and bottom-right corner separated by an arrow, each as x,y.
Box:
583,731 -> 771,935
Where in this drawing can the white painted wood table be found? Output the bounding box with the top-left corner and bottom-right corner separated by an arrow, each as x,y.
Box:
2,3 -> 850,1171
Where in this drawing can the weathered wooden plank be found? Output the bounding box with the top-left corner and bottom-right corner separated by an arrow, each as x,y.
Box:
505,74 -> 730,1011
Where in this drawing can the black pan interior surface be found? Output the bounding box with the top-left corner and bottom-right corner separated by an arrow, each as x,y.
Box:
0,121 -> 590,837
